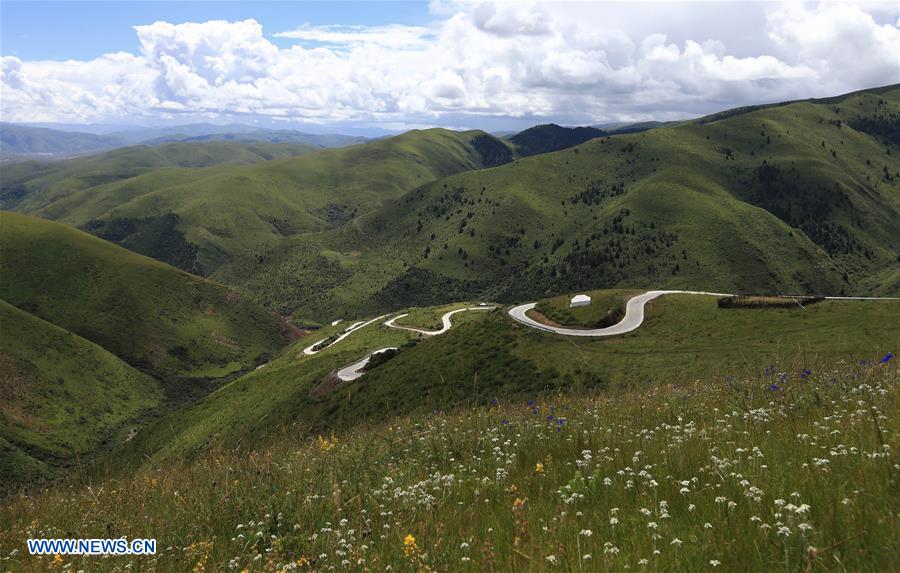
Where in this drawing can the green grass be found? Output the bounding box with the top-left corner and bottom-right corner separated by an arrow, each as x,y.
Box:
0,212 -> 289,385
103,292 -> 900,476
534,288 -> 637,327
1,356 -> 896,572
0,299 -> 162,490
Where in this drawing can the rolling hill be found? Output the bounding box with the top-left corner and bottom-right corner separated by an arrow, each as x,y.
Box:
0,212 -> 290,389
3,129 -> 514,277
0,123 -> 124,157
243,85 -> 900,321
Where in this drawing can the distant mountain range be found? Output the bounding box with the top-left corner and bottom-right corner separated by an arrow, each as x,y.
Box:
0,122 -> 368,158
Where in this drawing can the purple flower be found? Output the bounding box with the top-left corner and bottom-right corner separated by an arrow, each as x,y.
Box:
528,400 -> 536,407
800,368 -> 812,379
532,408 -> 539,415
501,419 -> 509,426
557,418 -> 566,426
882,353 -> 894,364
768,383 -> 780,391
491,398 -> 499,406
547,415 -> 556,421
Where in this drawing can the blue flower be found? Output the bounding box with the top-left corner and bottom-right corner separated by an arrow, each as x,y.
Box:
800,368 -> 812,379
547,415 -> 556,421
532,408 -> 539,416
557,418 -> 566,426
501,419 -> 510,426
882,353 -> 894,364
528,400 -> 535,407
769,383 -> 780,391
491,398 -> 499,406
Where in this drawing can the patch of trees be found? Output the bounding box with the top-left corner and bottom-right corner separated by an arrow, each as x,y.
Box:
848,112 -> 900,147
472,134 -> 514,167
746,164 -> 860,256
569,179 -> 627,205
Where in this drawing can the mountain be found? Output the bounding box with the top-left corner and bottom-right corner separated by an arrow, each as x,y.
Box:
0,299 -> 162,488
3,129 -> 514,279
508,123 -> 606,156
0,123 -> 124,157
251,84 -> 900,320
0,212 -> 291,388
142,128 -> 367,148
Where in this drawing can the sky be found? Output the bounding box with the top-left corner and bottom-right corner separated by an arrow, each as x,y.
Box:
2,1 -> 899,134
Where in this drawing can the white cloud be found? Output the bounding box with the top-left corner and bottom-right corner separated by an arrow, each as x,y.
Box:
1,2 -> 897,127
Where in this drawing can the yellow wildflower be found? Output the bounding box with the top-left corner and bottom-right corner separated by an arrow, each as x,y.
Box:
535,462 -> 545,474
513,497 -> 525,511
403,533 -> 419,557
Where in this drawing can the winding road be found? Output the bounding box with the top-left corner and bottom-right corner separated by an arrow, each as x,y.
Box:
508,290 -> 732,337
384,306 -> 495,335
336,347 -> 398,381
303,314 -> 389,355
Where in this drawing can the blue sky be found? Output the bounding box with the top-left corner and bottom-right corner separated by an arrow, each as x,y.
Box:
1,2 -> 433,60
1,2 -> 897,131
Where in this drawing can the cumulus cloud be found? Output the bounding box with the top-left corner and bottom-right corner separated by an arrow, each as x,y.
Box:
1,2 -> 897,127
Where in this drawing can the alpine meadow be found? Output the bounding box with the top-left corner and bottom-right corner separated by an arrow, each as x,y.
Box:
0,2 -> 898,571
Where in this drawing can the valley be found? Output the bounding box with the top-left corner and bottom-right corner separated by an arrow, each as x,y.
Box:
0,84 -> 898,571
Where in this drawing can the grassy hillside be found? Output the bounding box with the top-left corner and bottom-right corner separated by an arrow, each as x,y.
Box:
264,85 -> 900,321
0,212 -> 289,388
116,293 -> 899,468
0,300 -> 162,490
6,129 -> 513,277
2,351 -> 895,571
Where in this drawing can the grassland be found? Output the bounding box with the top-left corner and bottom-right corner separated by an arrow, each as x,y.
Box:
96,292 -> 900,478
1,353 -> 895,571
533,288 -> 637,327
0,300 -> 163,490
0,212 -> 289,385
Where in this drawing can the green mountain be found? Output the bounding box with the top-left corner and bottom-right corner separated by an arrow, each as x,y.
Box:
0,299 -> 163,489
0,212 -> 290,389
4,129 -> 513,277
252,85 -> 900,320
509,123 -> 606,156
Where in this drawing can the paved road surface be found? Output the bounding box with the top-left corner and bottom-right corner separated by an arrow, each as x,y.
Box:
384,306 -> 495,335
508,290 -> 732,337
303,314 -> 389,355
336,347 -> 398,381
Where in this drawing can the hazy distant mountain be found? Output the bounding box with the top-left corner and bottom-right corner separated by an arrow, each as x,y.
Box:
1,122 -> 367,158
0,123 -> 125,157
143,129 -> 368,148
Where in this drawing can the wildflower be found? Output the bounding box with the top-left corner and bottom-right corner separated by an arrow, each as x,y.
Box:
882,353 -> 894,363
638,558 -> 649,565
580,529 -> 593,537
777,526 -> 791,538
528,400 -> 535,407
545,555 -> 557,564
512,498 -> 525,511
800,368 -> 812,379
535,462 -> 544,474
710,560 -> 721,567
768,383 -> 780,391
403,534 -> 419,557
670,538 -> 682,546
609,517 -> 619,526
